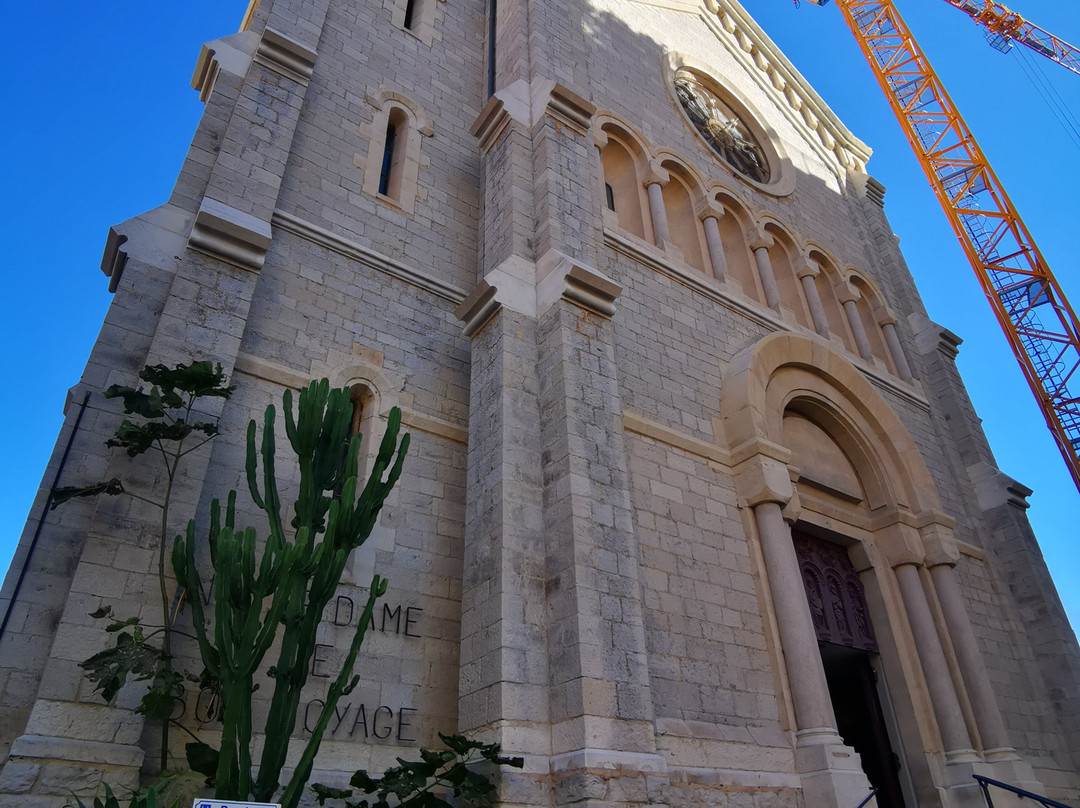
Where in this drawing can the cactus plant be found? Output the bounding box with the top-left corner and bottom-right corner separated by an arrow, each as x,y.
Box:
173,380 -> 409,808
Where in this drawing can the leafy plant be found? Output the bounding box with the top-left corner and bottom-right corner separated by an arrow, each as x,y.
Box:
173,380 -> 410,808
54,361 -> 233,769
68,783 -> 178,808
312,733 -> 525,808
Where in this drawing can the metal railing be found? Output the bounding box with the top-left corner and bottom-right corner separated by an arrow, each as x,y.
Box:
974,775 -> 1076,808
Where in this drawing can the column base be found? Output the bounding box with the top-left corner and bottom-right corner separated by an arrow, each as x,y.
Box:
549,748 -> 669,808
940,757 -> 1028,808
794,728 -> 876,808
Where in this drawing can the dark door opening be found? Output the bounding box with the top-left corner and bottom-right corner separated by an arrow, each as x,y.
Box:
820,643 -> 908,808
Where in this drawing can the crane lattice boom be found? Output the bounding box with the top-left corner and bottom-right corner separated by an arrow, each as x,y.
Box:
817,0 -> 1080,489
943,0 -> 1080,75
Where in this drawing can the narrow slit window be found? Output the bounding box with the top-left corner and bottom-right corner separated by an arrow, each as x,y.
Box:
377,108 -> 409,201
379,119 -> 398,196
403,0 -> 417,29
605,183 -> 616,212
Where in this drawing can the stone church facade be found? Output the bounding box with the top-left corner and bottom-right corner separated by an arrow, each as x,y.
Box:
1,0 -> 1078,805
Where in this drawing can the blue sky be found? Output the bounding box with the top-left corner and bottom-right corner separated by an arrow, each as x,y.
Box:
2,0 -> 1078,630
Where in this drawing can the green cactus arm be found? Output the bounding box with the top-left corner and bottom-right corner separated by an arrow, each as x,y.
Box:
173,520 -> 217,679
278,575 -> 388,808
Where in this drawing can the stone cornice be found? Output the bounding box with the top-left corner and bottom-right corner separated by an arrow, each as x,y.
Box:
471,97 -> 515,154
622,410 -> 732,466
188,198 -> 273,272
271,209 -> 467,303
100,228 -> 128,293
545,83 -> 596,134
455,281 -> 502,337
254,27 -> 317,84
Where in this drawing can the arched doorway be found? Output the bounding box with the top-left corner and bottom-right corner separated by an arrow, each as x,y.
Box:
793,528 -> 911,808
720,333 -> 1023,808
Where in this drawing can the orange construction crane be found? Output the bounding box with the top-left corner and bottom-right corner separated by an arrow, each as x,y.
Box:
803,0 -> 1080,491
942,0 -> 1080,75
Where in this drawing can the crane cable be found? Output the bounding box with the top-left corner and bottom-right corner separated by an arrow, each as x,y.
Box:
1012,45 -> 1080,150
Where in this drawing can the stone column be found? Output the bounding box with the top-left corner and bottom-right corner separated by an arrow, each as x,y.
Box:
841,297 -> 874,360
696,200 -> 728,279
796,261 -> 830,336
754,502 -> 838,734
929,563 -> 1011,753
893,562 -> 978,760
880,320 -> 914,381
736,458 -> 872,808
751,237 -> 781,311
645,178 -> 670,246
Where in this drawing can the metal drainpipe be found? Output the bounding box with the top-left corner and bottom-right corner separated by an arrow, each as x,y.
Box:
0,391 -> 91,640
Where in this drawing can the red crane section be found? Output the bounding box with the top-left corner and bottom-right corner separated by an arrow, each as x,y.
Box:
819,0 -> 1080,489
942,0 -> 1080,75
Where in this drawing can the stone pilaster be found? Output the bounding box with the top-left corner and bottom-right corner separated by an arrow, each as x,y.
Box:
537,270 -> 667,808
456,290 -> 551,807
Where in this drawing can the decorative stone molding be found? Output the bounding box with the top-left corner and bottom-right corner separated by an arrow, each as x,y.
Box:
910,313 -> 962,360
549,748 -> 668,773
100,228 -> 128,293
254,27 -> 317,84
872,304 -> 898,327
398,409 -> 468,445
642,166 -> 670,187
966,461 -> 1033,511
537,261 -> 622,318
233,352 -> 311,390
621,410 -> 732,467
454,281 -> 502,338
365,88 -> 436,137
191,32 -> 258,102
851,172 -> 887,208
188,198 -> 272,271
545,83 -> 596,135
272,209 -> 465,302
470,97 -> 515,154
8,734 -> 144,769
834,281 -> 861,305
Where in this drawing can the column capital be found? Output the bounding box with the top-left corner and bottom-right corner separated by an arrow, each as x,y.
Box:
642,167 -> 669,187
795,259 -> 820,280
913,508 -> 960,567
694,196 -> 725,221
835,283 -> 861,305
872,304 -> 899,327
876,517 -> 925,568
733,454 -> 794,509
